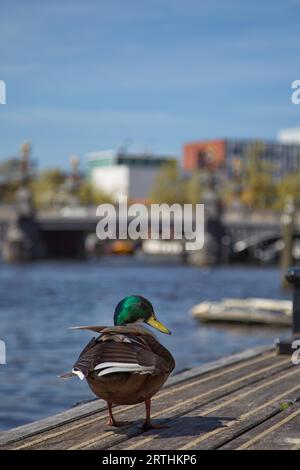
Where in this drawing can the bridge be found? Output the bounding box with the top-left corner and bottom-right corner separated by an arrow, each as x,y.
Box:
0,206 -> 299,263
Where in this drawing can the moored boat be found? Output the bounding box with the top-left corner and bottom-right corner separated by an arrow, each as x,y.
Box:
191,298 -> 292,326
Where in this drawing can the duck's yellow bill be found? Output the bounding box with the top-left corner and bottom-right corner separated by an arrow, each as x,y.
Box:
146,315 -> 171,335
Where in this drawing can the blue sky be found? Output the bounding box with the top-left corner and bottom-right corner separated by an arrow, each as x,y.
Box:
1,0 -> 300,169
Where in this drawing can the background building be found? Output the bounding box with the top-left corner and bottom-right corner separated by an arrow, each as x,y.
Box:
86,149 -> 175,201
277,127 -> 300,144
183,138 -> 300,181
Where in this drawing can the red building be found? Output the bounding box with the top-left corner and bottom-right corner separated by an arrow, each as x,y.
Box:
183,138 -> 300,181
183,139 -> 226,172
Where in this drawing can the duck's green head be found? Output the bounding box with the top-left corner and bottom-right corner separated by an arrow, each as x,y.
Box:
113,295 -> 171,335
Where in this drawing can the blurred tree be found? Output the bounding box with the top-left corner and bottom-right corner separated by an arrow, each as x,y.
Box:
40,169 -> 65,187
78,180 -> 113,205
185,169 -> 203,204
0,181 -> 20,203
149,160 -> 186,204
31,168 -> 66,208
276,172 -> 300,209
240,142 -> 277,209
0,158 -> 23,202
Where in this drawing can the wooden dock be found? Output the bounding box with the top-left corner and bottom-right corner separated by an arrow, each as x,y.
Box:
1,345 -> 300,450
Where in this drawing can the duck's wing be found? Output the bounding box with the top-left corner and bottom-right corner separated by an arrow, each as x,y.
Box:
100,325 -> 157,338
58,336 -> 100,379
71,327 -> 174,380
69,325 -> 107,333
69,324 -> 156,337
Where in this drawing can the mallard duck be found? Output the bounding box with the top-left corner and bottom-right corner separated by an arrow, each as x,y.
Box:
62,295 -> 175,430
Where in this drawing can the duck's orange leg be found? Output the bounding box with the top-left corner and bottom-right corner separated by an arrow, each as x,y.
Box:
106,402 -> 132,427
142,398 -> 169,431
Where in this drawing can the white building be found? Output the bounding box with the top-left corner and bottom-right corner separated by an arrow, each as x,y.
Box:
86,149 -> 175,201
277,127 -> 300,144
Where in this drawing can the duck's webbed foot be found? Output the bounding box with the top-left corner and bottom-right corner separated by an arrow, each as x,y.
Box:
142,421 -> 169,431
107,418 -> 133,427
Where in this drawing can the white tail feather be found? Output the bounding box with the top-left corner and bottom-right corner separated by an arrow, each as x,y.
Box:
95,362 -> 140,370
94,362 -> 154,377
72,368 -> 85,380
98,366 -> 154,376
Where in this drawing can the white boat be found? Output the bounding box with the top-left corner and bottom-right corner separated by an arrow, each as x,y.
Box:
191,298 -> 292,326
141,239 -> 184,256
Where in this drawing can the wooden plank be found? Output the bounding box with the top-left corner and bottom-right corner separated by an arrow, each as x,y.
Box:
0,344 -> 273,447
12,352 -> 290,450
110,363 -> 300,450
0,399 -> 107,447
4,345 -> 298,451
220,402 -> 300,450
1,349 -> 281,450
73,355 -> 293,451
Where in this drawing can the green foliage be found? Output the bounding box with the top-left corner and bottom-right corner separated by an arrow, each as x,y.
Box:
240,142 -> 277,209
276,172 -> 300,209
149,160 -> 187,204
185,170 -> 203,204
279,402 -> 292,411
0,159 -> 114,208
0,181 -> 20,203
0,157 -> 20,176
31,170 -> 113,207
149,160 -> 203,205
40,169 -> 65,187
0,158 -> 22,202
78,180 -> 113,205
31,168 -> 66,208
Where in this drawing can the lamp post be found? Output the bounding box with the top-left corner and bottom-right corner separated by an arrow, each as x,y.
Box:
277,267 -> 300,354
20,141 -> 31,184
280,196 -> 295,289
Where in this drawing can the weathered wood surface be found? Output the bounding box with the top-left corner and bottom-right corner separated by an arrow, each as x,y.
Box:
1,344 -> 299,450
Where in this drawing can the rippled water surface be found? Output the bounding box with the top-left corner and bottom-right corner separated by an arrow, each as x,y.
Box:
0,258 -> 290,431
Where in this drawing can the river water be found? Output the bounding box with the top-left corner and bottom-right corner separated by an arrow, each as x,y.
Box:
0,258 -> 291,431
